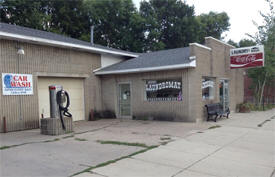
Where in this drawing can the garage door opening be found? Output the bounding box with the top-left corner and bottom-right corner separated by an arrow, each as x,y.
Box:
38,77 -> 85,122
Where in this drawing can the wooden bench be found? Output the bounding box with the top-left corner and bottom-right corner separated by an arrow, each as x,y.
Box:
205,103 -> 230,122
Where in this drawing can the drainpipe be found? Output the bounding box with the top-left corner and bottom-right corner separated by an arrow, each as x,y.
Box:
3,116 -> 7,133
90,26 -> 94,45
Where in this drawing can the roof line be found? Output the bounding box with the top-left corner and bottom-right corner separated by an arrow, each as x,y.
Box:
205,36 -> 236,48
94,59 -> 196,75
189,43 -> 212,51
0,31 -> 139,57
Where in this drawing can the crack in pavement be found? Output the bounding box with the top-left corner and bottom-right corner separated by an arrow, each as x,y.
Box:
172,114 -> 275,177
0,122 -> 121,150
270,168 -> 275,177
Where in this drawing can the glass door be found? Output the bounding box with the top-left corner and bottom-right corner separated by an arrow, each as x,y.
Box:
219,80 -> 229,111
118,83 -> 131,117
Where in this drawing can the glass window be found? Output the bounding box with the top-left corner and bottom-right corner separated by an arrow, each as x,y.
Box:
145,79 -> 182,101
202,77 -> 215,100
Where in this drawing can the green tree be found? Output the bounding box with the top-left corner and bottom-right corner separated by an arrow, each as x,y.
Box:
227,39 -> 256,48
0,0 -> 50,31
139,0 -> 199,51
238,39 -> 256,47
47,0 -> 88,39
82,0 -> 145,52
0,0 -> 87,38
227,39 -> 239,48
197,12 -> 230,43
246,0 -> 275,106
1,0 -> 231,53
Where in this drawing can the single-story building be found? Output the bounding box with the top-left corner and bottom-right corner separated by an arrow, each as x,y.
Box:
0,23 -> 244,132
95,38 -> 244,122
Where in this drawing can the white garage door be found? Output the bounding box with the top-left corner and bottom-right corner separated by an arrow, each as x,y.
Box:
38,77 -> 85,121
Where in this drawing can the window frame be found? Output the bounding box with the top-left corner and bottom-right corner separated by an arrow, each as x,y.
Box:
144,78 -> 183,102
202,77 -> 216,100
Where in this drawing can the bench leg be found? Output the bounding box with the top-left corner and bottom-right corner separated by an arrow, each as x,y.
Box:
227,113 -> 229,118
207,115 -> 209,121
214,115 -> 218,122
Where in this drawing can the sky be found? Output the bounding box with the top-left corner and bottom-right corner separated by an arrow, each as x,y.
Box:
133,0 -> 273,43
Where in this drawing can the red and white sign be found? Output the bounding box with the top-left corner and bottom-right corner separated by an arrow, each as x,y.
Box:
2,73 -> 33,95
230,45 -> 264,69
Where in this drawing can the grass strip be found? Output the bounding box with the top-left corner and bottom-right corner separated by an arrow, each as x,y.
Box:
96,140 -> 149,148
0,145 -> 19,150
160,137 -> 171,141
75,138 -> 88,141
1,138 -> 62,150
208,125 -> 221,129
43,138 -> 60,143
71,145 -> 158,176
62,135 -> 74,139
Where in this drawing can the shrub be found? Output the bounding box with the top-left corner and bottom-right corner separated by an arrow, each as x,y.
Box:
236,103 -> 251,113
92,110 -> 116,120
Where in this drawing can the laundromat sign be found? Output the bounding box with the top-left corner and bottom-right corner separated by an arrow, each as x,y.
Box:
2,73 -> 33,95
146,80 -> 181,91
230,45 -> 264,69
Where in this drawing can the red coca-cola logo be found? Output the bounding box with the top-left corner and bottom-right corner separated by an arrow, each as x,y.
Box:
230,52 -> 264,69
231,53 -> 263,64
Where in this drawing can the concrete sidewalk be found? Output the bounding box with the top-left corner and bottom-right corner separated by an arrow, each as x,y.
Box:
0,117 -> 211,177
78,109 -> 275,177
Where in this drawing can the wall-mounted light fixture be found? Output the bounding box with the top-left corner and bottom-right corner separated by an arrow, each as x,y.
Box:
17,47 -> 25,55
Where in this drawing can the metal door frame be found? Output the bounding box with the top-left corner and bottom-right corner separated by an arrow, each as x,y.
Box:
219,79 -> 230,111
117,82 -> 132,118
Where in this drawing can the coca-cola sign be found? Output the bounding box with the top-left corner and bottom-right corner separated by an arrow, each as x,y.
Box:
230,45 -> 264,69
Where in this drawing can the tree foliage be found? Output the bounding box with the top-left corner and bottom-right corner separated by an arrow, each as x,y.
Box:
246,0 -> 275,105
0,0 -> 50,30
227,39 -> 256,48
139,0 -> 199,51
0,0 -> 231,53
197,12 -> 230,43
0,0 -> 87,38
82,0 -> 146,52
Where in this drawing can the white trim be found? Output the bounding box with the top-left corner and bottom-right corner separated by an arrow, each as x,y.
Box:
94,60 -> 196,75
189,56 -> 196,60
34,72 -> 89,78
230,59 -> 264,68
205,36 -> 236,48
93,67 -> 103,73
0,31 -> 139,58
189,43 -> 212,51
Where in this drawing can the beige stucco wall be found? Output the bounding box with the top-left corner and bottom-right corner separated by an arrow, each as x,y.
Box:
100,37 -> 244,122
188,38 -> 244,122
0,39 -> 102,132
101,69 -> 191,121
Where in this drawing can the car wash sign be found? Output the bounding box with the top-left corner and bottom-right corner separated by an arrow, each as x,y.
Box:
230,45 -> 264,69
2,73 -> 33,95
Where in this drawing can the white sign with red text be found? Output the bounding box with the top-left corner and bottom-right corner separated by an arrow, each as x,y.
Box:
2,73 -> 33,95
230,45 -> 264,69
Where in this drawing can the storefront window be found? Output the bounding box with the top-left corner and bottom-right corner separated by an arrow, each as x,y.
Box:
202,77 -> 215,100
145,79 -> 182,101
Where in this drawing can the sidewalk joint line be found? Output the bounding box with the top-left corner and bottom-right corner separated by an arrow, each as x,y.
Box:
270,168 -> 275,177
171,129 -> 251,177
